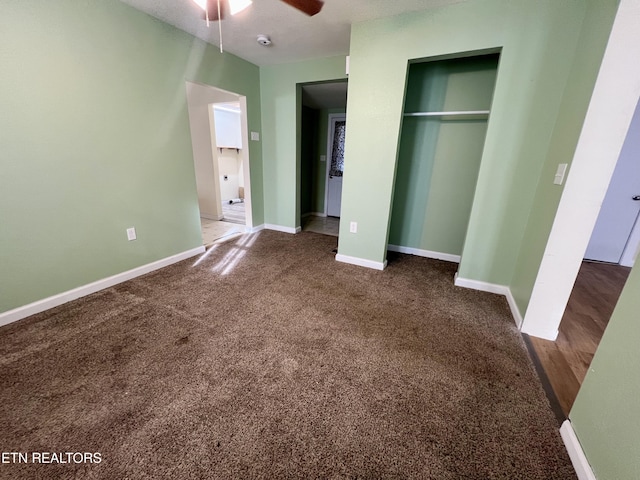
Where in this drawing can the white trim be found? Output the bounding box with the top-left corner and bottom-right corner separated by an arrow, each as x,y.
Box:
310,212 -> 327,218
387,244 -> 461,263
0,246 -> 206,328
250,224 -> 265,233
264,224 -> 300,234
560,421 -> 597,480
336,253 -> 387,271
454,275 -> 524,329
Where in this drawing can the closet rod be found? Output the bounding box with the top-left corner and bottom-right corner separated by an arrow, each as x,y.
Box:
403,110 -> 490,117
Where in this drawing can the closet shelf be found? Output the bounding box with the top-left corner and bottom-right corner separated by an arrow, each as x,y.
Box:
403,110 -> 490,117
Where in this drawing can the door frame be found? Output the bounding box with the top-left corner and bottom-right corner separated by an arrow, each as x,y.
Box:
185,81 -> 253,230
324,113 -> 347,217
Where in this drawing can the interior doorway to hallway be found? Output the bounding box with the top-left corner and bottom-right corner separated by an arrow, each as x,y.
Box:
528,97 -> 640,418
298,80 -> 348,237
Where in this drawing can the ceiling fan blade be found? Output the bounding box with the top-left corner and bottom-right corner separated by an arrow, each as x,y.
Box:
203,0 -> 227,21
280,0 -> 324,16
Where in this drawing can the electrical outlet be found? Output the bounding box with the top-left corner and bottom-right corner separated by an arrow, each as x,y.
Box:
320,155 -> 326,162
251,131 -> 260,141
127,227 -> 137,241
350,221 -> 357,234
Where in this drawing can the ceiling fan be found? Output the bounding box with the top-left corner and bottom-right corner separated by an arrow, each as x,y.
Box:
196,0 -> 324,22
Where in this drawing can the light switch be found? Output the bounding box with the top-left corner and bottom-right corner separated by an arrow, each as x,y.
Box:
554,163 -> 568,185
320,155 -> 326,162
251,131 -> 260,141
127,227 -> 137,241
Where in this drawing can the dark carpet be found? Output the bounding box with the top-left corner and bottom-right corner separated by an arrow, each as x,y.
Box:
0,230 -> 576,479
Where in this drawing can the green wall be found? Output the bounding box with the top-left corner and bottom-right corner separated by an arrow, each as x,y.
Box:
389,55 -> 498,255
509,0 -> 619,315
260,57 -> 347,229
338,0 -> 613,283
0,0 -> 262,313
569,261 -> 640,479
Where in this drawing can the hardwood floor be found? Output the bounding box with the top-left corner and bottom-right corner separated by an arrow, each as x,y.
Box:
529,261 -> 631,417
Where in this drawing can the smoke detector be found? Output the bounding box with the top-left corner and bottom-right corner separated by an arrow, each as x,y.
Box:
257,34 -> 272,46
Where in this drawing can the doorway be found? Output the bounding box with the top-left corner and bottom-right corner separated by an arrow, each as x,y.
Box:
528,98 -> 640,416
298,80 -> 348,237
185,81 -> 253,246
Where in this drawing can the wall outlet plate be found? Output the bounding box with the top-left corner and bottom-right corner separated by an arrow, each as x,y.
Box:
251,131 -> 260,141
127,227 -> 137,241
350,221 -> 357,233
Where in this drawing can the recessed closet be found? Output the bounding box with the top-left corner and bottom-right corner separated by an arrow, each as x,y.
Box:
388,53 -> 500,261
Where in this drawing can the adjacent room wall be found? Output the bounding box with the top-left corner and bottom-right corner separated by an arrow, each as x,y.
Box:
570,261 -> 640,479
260,57 -> 347,229
338,0 -> 614,286
0,0 -> 262,314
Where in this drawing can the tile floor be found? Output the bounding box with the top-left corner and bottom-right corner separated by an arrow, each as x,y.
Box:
302,215 -> 340,237
200,218 -> 246,246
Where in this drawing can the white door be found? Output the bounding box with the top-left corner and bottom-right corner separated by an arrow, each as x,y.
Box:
326,116 -> 346,217
584,99 -> 640,264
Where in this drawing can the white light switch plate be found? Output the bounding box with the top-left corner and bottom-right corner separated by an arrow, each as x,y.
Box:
127,227 -> 137,241
350,221 -> 357,233
251,131 -> 260,141
320,155 -> 326,162
554,163 -> 568,185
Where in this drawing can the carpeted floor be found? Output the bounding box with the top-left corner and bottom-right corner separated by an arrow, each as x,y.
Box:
0,231 -> 575,479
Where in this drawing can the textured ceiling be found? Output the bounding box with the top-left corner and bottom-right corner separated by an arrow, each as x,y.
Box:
118,0 -> 467,66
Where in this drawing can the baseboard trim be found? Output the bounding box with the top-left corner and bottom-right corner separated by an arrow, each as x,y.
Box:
387,244 -> 461,263
454,275 -> 523,329
250,224 -> 265,233
265,224 -> 300,234
560,420 -> 596,480
520,324 -> 559,341
0,246 -> 206,328
200,213 -> 224,221
336,253 -> 387,271
310,212 -> 327,218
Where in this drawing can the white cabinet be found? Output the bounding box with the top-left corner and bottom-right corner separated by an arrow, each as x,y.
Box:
213,105 -> 242,149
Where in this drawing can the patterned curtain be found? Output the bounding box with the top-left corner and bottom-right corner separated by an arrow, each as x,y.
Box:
330,121 -> 346,177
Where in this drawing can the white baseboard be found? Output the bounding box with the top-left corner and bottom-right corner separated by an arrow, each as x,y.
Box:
200,213 -> 223,221
250,224 -> 265,233
336,253 -> 387,271
520,324 -> 559,341
310,212 -> 327,218
560,420 -> 597,480
387,244 -> 461,263
454,275 -> 523,328
0,246 -> 206,328
265,224 -> 300,234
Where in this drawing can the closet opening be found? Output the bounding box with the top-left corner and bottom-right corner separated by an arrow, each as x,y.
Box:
387,51 -> 500,264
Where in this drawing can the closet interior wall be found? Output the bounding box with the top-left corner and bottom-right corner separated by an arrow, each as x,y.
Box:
389,54 -> 500,260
